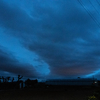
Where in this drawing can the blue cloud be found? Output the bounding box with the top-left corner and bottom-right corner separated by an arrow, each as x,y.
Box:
0,0 -> 100,79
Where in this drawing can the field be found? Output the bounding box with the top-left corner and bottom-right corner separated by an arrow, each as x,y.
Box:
0,87 -> 99,100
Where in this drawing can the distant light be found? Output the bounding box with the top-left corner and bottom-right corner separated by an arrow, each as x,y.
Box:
95,81 -> 97,83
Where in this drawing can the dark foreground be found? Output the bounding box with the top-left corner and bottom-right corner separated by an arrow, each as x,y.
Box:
0,87 -> 99,100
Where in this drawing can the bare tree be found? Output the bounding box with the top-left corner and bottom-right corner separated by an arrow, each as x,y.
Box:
18,75 -> 23,82
12,77 -> 14,82
2,76 -> 4,83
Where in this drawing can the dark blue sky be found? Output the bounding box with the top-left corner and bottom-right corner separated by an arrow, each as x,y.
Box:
0,0 -> 100,79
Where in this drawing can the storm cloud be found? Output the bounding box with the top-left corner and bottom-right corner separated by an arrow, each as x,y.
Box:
0,0 -> 100,79
0,45 -> 39,78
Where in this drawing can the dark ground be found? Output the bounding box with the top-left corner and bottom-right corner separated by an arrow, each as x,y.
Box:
0,87 -> 99,100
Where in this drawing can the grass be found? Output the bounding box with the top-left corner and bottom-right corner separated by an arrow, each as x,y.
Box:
0,87 -> 99,100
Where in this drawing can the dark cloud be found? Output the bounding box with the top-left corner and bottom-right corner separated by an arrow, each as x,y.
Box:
24,0 -> 100,78
0,46 -> 38,78
0,0 -> 100,78
0,0 -> 37,36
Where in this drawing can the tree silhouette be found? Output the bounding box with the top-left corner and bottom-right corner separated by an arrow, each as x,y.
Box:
2,76 -> 4,83
12,77 -> 14,82
18,75 -> 23,81
0,76 -> 1,83
6,77 -> 10,82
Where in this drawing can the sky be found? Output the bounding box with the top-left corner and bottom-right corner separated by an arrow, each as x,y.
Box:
0,0 -> 100,80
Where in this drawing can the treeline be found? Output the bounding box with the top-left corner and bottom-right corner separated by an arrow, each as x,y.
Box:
0,75 -> 23,83
0,75 -> 38,90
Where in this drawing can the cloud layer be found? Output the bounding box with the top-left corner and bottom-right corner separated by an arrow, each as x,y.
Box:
0,0 -> 100,79
0,46 -> 38,78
